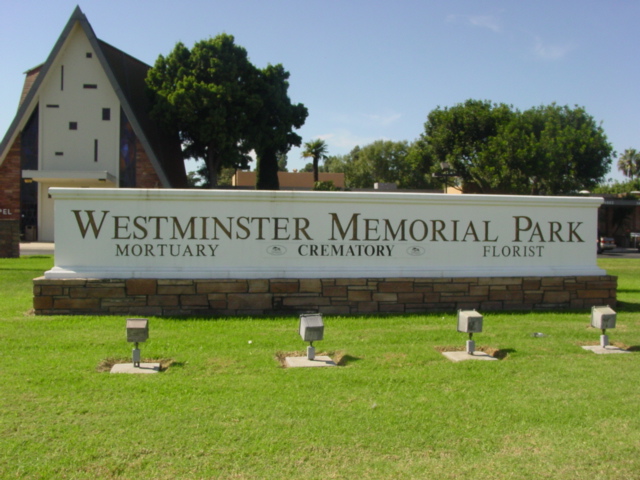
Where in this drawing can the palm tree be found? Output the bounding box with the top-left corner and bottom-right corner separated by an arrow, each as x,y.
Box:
617,148 -> 640,179
301,139 -> 328,183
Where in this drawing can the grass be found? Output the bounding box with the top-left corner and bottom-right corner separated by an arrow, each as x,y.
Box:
0,256 -> 639,479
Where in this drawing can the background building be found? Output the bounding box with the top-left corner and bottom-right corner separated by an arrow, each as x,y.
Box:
0,6 -> 186,253
232,171 -> 345,190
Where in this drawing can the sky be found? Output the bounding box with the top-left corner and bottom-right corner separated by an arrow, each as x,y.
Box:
2,0 -> 639,181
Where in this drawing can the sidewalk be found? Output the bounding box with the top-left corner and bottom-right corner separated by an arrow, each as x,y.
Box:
20,242 -> 55,256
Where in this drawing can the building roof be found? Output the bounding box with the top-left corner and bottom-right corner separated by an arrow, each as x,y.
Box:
232,170 -> 346,189
0,6 -> 186,188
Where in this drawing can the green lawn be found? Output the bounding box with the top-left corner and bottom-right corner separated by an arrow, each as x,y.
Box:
0,257 -> 638,479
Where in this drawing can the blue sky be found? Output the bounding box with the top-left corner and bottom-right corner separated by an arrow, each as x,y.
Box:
2,0 -> 638,181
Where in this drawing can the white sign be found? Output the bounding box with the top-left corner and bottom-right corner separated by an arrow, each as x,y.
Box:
46,188 -> 605,279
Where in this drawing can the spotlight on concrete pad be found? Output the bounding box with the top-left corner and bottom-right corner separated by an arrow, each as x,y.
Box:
284,314 -> 336,368
457,309 -> 483,355
126,318 -> 149,368
583,305 -> 630,354
299,313 -> 324,360
591,306 -> 616,348
110,318 -> 160,373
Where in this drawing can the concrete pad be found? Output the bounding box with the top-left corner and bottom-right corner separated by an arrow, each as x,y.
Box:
110,363 -> 161,374
441,351 -> 498,362
284,355 -> 337,368
581,345 -> 631,355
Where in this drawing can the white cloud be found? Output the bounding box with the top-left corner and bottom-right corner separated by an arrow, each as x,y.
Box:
332,111 -> 402,128
468,15 -> 501,33
318,129 -> 379,152
533,37 -> 575,60
446,13 -> 501,33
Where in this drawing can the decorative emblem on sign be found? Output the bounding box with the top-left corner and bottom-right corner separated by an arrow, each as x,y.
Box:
407,246 -> 425,256
267,245 -> 287,256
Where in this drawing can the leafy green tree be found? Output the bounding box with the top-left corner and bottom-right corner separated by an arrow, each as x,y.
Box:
301,139 -> 329,182
594,178 -> 640,195
301,155 -> 347,173
186,170 -> 203,188
146,35 -> 259,187
404,139 -> 436,189
323,155 -> 348,174
617,148 -> 640,179
193,164 -> 235,188
498,104 -> 613,194
252,64 -> 307,190
277,153 -> 289,172
328,140 -> 433,189
422,99 -> 514,192
313,180 -> 340,191
421,100 -> 614,194
342,141 -> 405,188
147,37 -> 306,189
218,167 -> 237,187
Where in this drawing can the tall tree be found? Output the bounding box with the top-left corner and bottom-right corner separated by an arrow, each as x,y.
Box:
314,141 -> 432,189
323,155 -> 348,174
594,178 -> 640,195
617,148 -> 640,179
302,139 -> 328,182
498,104 -> 613,194
422,99 -> 515,192
344,142 -> 398,188
421,100 -> 614,194
340,140 -> 432,189
146,35 -> 261,187
252,64 -> 308,190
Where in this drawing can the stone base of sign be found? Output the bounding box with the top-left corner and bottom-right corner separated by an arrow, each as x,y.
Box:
0,220 -> 20,258
581,345 -> 631,355
32,275 -> 617,316
110,362 -> 161,374
441,351 -> 499,362
284,356 -> 337,368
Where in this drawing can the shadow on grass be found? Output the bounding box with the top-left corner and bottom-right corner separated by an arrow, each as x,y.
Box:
613,299 -> 640,313
493,348 -> 516,360
434,345 -> 514,360
96,357 -> 177,372
164,361 -> 187,369
274,350 -> 361,367
163,314 -> 300,322
335,353 -> 361,366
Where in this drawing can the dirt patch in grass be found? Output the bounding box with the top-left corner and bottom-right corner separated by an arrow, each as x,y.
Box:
434,345 -> 509,359
96,357 -> 175,372
275,350 -> 352,367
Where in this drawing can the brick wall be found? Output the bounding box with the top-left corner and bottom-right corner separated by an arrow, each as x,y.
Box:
0,221 -> 20,258
0,136 -> 22,220
0,136 -> 22,257
33,275 -> 617,316
20,66 -> 41,106
135,138 -> 162,188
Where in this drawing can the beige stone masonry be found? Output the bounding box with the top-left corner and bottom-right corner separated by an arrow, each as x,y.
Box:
33,275 -> 617,316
